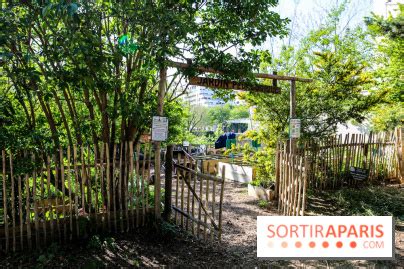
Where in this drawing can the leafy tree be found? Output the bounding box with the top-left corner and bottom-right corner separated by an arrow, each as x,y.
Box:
229,105 -> 250,120
365,4 -> 404,131
0,1 -> 289,151
243,3 -> 380,146
0,1 -> 289,209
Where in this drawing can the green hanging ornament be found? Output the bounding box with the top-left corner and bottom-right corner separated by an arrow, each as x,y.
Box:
118,34 -> 139,55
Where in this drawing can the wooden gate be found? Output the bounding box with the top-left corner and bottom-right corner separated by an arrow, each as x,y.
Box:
276,151 -> 308,216
172,152 -> 225,242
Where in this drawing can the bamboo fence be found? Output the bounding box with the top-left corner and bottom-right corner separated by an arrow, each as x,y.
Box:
277,153 -> 308,216
0,142 -> 155,253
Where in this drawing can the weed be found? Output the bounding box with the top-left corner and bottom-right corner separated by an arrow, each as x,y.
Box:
258,199 -> 269,209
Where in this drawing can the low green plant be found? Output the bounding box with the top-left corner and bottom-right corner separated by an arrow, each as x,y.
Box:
36,243 -> 59,269
258,199 -> 269,209
87,235 -> 102,250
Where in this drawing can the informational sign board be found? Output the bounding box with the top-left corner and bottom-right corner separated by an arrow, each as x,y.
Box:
189,76 -> 280,94
290,119 -> 301,138
182,141 -> 189,147
349,166 -> 369,181
152,116 -> 168,141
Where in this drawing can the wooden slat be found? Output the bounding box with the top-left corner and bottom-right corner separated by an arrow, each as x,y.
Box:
2,150 -> 9,252
129,142 -> 134,229
9,152 -> 16,252
72,146 -> 80,238
66,146 -> 73,240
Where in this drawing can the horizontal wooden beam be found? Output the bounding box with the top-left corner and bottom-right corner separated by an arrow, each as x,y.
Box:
168,60 -> 313,83
174,163 -> 224,183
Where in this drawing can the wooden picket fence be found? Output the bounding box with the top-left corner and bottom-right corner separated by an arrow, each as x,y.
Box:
172,152 -> 225,242
275,128 -> 404,215
301,129 -> 403,190
276,153 -> 308,216
0,142 -> 156,253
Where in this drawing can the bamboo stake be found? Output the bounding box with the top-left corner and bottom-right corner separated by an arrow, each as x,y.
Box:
106,143 -> 111,232
140,143 -> 146,226
174,152 -> 180,225
218,165 -> 225,242
18,175 -> 23,250
135,143 -> 140,227
73,146 -> 80,238
129,142 -> 134,229
9,152 -> 16,252
123,142 -> 129,231
146,144 -> 152,215
180,154 -> 185,227
186,155 -> 191,232
118,143 -> 123,233
54,153 -> 61,243
67,146 -> 73,240
59,148 -> 67,241
197,160 -> 203,238
25,167 -> 32,249
112,144 -> 117,233
203,162 -> 210,239
2,150 -> 9,252
87,146 -> 92,234
40,155 -> 46,246
94,144 -> 99,233
32,153 -> 40,249
99,143 -> 105,232
191,159 -> 196,235
46,155 -> 54,241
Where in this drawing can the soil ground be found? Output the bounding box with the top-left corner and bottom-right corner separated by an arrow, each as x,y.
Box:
0,181 -> 403,268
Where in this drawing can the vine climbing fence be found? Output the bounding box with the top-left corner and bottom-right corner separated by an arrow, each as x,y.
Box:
0,142 -> 156,253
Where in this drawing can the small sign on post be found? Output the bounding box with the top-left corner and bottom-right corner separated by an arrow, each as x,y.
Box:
290,119 -> 301,138
152,116 -> 168,141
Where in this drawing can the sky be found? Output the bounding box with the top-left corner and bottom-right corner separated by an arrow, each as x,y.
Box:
260,0 -> 401,56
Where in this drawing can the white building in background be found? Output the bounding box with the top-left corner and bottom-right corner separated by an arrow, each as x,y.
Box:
182,85 -> 245,107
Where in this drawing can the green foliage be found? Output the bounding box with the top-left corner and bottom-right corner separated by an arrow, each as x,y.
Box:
309,187 -> 404,221
366,4 -> 404,131
0,0 -> 289,152
36,243 -> 59,269
87,235 -> 103,251
87,235 -> 117,251
208,104 -> 250,126
258,199 -> 269,209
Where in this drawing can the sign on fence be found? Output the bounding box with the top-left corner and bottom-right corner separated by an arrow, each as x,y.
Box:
152,116 -> 168,141
290,119 -> 301,138
349,167 -> 369,181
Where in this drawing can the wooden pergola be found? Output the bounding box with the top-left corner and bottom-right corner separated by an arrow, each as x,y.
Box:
155,60 -> 313,219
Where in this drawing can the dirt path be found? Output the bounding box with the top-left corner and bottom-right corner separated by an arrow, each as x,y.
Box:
219,181 -> 276,263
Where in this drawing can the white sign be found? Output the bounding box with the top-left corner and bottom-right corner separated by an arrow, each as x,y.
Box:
290,118 -> 301,138
183,141 -> 190,147
152,116 -> 168,141
257,216 -> 393,259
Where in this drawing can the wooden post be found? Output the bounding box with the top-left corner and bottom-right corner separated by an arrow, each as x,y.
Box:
154,67 -> 166,219
290,80 -> 296,154
163,145 -> 173,221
